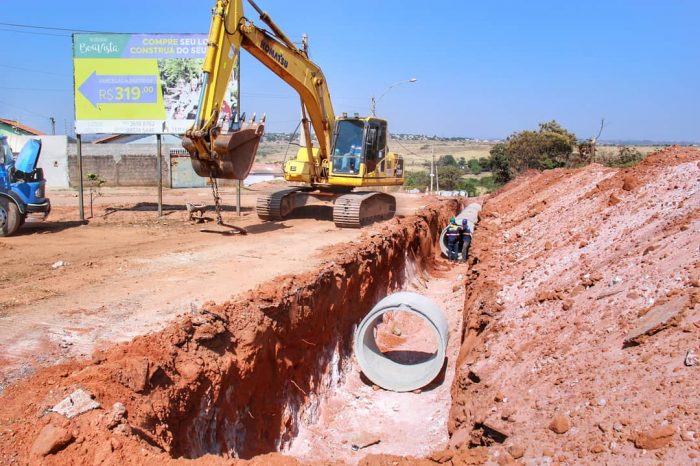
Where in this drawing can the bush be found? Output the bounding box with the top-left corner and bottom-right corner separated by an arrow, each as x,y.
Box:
489,143 -> 512,184
438,154 -> 458,167
467,159 -> 482,175
461,178 -> 478,197
403,170 -> 430,190
597,146 -> 644,168
505,120 -> 577,171
436,165 -> 463,190
478,157 -> 491,172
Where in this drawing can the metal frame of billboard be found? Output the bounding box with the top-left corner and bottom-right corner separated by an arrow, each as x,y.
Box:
71,33 -> 241,221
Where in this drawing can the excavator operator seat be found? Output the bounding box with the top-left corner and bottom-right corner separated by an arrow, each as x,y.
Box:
331,119 -> 364,175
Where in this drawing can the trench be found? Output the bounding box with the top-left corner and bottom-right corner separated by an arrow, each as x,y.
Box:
79,200 -> 466,461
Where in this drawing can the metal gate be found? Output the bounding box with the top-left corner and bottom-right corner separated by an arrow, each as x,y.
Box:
170,149 -> 207,188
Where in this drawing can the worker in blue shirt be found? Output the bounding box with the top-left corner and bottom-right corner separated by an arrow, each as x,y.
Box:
445,217 -> 462,262
461,219 -> 472,262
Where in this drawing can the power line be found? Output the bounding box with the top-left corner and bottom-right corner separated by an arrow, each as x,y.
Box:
0,86 -> 71,92
0,27 -> 70,37
0,64 -> 70,77
0,21 -> 101,33
0,99 -> 52,119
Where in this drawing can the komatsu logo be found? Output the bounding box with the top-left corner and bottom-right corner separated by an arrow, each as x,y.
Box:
261,40 -> 289,69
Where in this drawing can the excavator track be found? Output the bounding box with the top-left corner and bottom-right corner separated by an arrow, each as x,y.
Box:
256,187 -> 307,221
333,192 -> 396,228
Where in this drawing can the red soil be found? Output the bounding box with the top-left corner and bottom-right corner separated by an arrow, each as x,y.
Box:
1,146 -> 698,465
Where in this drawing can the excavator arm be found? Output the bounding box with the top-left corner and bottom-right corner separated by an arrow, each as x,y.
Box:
183,0 -> 335,182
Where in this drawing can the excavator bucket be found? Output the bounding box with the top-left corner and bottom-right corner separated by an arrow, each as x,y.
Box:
183,120 -> 265,180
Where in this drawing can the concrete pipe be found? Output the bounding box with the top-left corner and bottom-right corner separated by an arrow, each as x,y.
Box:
439,202 -> 481,258
354,291 -> 449,392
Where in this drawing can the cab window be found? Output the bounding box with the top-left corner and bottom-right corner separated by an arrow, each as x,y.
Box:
364,120 -> 387,173
1,139 -> 13,165
332,120 -> 364,174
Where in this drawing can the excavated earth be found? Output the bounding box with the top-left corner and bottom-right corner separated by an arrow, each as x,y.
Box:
0,146 -> 699,465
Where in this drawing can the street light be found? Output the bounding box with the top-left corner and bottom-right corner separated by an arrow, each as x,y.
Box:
371,78 -> 417,116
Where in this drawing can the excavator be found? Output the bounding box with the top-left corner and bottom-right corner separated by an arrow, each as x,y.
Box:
182,0 -> 405,228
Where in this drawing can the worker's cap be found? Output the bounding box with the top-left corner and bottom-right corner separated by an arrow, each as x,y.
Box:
462,219 -> 469,225
450,217 -> 456,223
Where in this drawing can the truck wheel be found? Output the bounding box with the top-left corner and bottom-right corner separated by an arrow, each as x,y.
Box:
0,198 -> 21,237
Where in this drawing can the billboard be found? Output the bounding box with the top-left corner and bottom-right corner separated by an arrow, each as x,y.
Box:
73,33 -> 239,135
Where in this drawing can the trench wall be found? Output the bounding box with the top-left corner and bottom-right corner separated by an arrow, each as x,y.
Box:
0,198 -> 463,463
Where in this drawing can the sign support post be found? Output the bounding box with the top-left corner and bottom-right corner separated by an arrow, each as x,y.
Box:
77,134 -> 85,221
157,134 -> 163,217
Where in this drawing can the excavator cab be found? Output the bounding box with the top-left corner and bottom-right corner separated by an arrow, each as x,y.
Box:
330,116 -> 387,176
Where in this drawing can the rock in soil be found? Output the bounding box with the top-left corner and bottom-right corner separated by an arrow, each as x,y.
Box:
633,425 -> 676,450
548,415 -> 571,434
30,424 -> 74,457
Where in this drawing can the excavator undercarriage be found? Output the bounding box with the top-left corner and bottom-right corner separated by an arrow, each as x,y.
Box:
256,188 -> 396,228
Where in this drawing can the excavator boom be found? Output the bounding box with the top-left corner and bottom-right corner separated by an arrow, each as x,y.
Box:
182,0 -> 265,180
185,0 -> 405,228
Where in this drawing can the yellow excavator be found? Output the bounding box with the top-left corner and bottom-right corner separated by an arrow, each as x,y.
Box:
183,0 -> 405,228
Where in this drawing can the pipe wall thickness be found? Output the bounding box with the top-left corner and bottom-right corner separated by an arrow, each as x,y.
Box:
354,291 -> 448,392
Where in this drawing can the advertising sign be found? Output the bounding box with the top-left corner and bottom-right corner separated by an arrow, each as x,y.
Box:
73,33 -> 239,135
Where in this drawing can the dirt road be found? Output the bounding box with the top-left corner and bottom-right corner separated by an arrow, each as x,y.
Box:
0,183 -> 427,390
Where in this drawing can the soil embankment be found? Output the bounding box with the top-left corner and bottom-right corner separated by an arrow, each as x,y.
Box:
444,146 -> 699,464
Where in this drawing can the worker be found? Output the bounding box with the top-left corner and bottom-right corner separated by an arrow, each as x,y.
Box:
461,219 -> 472,262
445,217 -> 462,262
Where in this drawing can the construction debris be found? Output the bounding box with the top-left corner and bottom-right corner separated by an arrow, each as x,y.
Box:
50,388 -> 100,419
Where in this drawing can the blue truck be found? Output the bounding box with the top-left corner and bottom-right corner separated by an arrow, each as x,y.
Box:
0,135 -> 51,236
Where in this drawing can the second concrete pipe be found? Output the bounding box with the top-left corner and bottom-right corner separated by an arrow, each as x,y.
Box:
439,202 -> 481,258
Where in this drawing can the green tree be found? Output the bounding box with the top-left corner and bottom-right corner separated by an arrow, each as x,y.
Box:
437,165 -> 464,190
467,159 -> 482,175
438,154 -> 458,167
461,178 -> 478,197
478,157 -> 491,171
505,120 -> 577,171
403,170 -> 430,190
489,143 -> 512,184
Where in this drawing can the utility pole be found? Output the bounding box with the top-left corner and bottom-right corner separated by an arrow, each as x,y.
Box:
49,117 -> 56,135
429,145 -> 434,193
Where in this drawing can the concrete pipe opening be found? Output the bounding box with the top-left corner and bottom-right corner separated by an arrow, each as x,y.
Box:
354,291 -> 448,392
439,202 -> 482,257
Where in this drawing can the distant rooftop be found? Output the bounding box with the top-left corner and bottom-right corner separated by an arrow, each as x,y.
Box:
0,118 -> 45,137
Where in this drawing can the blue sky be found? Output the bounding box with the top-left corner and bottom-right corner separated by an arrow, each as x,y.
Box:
1,0 -> 698,141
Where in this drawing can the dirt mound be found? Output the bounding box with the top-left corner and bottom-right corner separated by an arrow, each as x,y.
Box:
449,146 -> 700,464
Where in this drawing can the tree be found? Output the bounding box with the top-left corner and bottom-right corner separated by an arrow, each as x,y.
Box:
505,120 -> 577,172
403,171 -> 430,190
85,173 -> 106,219
467,159 -> 482,175
478,157 -> 491,172
438,154 -> 458,167
436,166 -> 463,190
461,178 -> 478,197
489,143 -> 512,184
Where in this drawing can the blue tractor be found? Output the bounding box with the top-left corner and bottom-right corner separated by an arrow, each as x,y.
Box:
0,135 -> 51,236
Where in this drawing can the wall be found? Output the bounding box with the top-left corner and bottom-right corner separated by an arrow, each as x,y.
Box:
67,143 -> 179,188
7,135 -> 70,189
